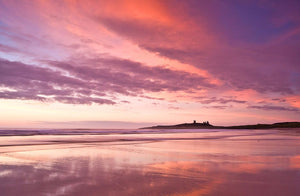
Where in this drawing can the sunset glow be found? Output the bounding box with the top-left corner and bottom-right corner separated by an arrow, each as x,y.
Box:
0,0 -> 299,128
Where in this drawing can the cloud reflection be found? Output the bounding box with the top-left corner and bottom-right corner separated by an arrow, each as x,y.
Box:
0,131 -> 300,196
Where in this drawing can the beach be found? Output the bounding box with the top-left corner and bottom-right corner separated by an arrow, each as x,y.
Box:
0,128 -> 300,196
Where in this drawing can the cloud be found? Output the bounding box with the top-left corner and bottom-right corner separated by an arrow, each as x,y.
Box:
168,106 -> 180,110
0,0 -> 299,124
194,96 -> 246,105
0,58 -> 114,104
0,56 -> 214,104
0,43 -> 19,53
248,105 -> 299,112
92,0 -> 300,95
203,105 -> 230,110
47,56 -> 216,93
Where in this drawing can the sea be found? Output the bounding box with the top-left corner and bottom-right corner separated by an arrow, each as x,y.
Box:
0,128 -> 299,196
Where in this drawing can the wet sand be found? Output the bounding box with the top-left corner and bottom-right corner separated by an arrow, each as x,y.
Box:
0,129 -> 300,196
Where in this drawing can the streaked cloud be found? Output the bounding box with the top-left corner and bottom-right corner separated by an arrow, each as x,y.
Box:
248,105 -> 299,112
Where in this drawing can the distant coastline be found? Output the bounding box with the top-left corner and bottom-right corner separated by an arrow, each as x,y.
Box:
140,121 -> 300,129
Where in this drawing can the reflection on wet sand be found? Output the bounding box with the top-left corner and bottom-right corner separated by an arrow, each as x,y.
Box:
0,129 -> 300,196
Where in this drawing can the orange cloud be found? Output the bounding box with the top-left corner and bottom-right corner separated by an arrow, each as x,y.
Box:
285,95 -> 300,109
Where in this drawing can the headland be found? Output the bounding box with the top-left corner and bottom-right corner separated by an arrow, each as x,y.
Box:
141,121 -> 300,129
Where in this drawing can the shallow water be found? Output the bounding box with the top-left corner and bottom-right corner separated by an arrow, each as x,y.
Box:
0,129 -> 299,196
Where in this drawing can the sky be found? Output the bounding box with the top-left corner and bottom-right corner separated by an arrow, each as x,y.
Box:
0,0 -> 299,128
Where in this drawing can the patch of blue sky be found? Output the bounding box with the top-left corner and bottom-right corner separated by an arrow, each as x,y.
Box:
0,51 -> 38,65
0,33 -> 69,63
0,24 -> 69,62
195,0 -> 298,44
0,31 -> 15,47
